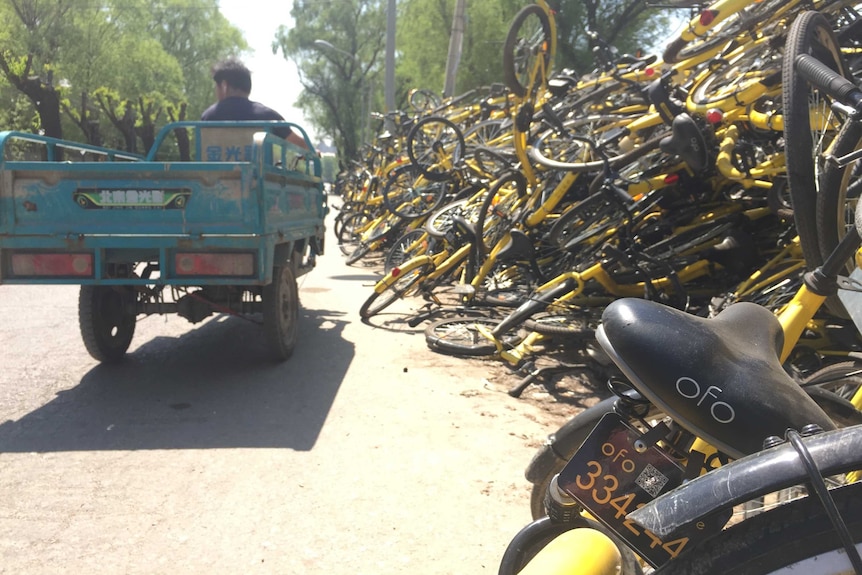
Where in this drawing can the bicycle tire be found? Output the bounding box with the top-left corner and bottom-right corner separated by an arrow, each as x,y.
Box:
424,316 -> 522,356
547,193 -> 619,250
802,359 -> 862,400
523,308 -> 601,338
384,229 -> 434,275
800,359 -> 862,427
468,146 -> 515,180
426,198 -> 479,238
530,117 -> 667,174
338,212 -> 372,256
817,119 -> 862,284
475,171 -> 528,262
406,116 -> 466,182
409,88 -> 442,112
783,10 -> 848,271
502,4 -> 552,98
662,31 -> 734,67
382,163 -> 451,220
344,242 -> 372,266
662,0 -> 792,65
686,45 -> 782,112
480,262 -> 539,308
657,481 -> 862,575
359,260 -> 435,320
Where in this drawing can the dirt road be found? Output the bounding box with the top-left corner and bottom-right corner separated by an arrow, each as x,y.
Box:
0,203 -> 598,574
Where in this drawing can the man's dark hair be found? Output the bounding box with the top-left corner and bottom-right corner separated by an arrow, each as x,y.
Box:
211,57 -> 252,94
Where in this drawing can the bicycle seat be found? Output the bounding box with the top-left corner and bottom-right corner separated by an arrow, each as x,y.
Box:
496,229 -> 534,261
597,298 -> 836,459
450,215 -> 478,244
659,113 -> 710,174
616,53 -> 657,67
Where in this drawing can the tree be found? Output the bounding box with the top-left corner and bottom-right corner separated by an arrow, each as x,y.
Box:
397,0 -> 524,97
274,0 -> 386,161
142,0 -> 247,118
0,0 -> 76,138
553,0 -> 675,74
0,0 -> 246,151
276,0 -> 672,158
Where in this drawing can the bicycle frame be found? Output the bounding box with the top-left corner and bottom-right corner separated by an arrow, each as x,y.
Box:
505,223 -> 862,575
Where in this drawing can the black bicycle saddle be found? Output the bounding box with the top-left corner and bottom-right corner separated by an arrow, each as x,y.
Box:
597,298 -> 836,459
659,113 -> 710,174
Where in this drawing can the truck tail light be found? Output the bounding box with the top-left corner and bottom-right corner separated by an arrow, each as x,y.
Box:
10,253 -> 93,277
175,253 -> 254,276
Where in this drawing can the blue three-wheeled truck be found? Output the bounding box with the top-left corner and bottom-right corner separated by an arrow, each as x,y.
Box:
0,121 -> 327,362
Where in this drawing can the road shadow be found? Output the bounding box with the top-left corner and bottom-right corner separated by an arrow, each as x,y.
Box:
0,305 -> 352,453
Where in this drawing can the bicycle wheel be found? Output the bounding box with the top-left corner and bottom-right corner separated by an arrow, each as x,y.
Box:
547,193 -> 621,250
800,359 -> 862,427
424,316 -> 522,356
338,212 -> 372,256
426,197 -> 483,238
783,10 -> 848,270
817,120 -> 862,278
523,307 -> 601,338
502,4 -> 553,98
686,42 -> 782,112
384,229 -> 434,275
406,116 -> 466,182
409,88 -> 442,113
344,241 -> 372,266
529,115 -> 667,173
662,0 -> 795,65
382,163 -> 451,220
359,259 -> 435,320
468,146 -> 515,180
480,262 -> 539,308
658,482 -> 862,575
475,171 -> 528,260
802,359 -> 862,400
463,119 -> 510,149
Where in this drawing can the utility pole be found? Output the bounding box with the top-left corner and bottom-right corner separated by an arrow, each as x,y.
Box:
385,0 -> 397,114
443,0 -> 466,98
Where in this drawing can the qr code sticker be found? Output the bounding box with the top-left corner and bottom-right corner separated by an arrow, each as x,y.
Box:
636,464 -> 670,497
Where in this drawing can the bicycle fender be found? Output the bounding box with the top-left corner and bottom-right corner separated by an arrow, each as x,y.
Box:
627,425 -> 862,539
500,519 -> 620,575
525,396 -> 616,485
373,255 -> 434,292
519,529 -> 620,575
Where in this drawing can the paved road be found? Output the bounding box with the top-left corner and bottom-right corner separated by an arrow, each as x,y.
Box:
0,206 -> 564,574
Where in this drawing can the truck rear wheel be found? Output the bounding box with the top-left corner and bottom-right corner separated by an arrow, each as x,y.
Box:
263,265 -> 299,361
79,285 -> 137,363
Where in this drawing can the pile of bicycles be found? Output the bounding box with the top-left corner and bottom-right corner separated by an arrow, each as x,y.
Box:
341,0 -> 862,394
335,1 -> 862,572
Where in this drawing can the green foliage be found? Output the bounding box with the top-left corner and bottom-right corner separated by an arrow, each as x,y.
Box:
279,0 -> 670,155
275,0 -> 386,160
397,0 -> 523,96
554,0 -> 674,74
320,153 -> 338,183
0,0 -> 246,149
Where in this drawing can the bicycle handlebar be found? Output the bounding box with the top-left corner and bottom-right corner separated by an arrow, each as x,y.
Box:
795,54 -> 862,113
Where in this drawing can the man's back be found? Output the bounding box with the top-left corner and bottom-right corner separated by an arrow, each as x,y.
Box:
201,97 -> 283,122
201,97 -> 291,140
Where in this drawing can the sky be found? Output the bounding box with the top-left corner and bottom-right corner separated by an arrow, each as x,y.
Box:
217,1 -> 316,142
